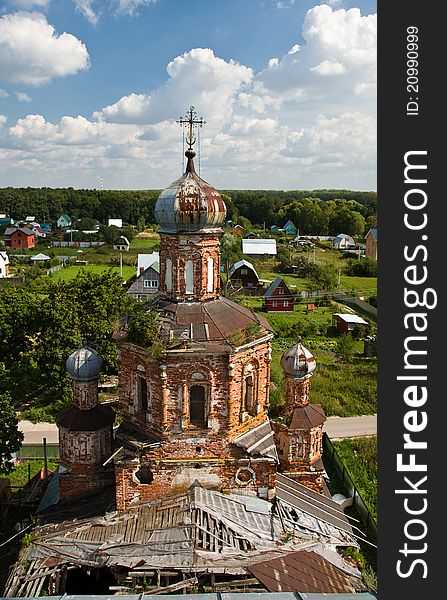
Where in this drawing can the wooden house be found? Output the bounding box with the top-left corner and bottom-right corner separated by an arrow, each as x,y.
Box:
113,236 -> 130,252
365,228 -> 377,260
127,262 -> 160,301
333,313 -> 368,334
228,259 -> 259,290
263,277 -> 295,312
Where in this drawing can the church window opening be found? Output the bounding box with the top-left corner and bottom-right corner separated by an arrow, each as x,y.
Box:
135,465 -> 154,484
165,258 -> 172,291
189,385 -> 206,426
137,376 -> 148,411
243,366 -> 258,416
207,256 -> 214,292
185,260 -> 194,294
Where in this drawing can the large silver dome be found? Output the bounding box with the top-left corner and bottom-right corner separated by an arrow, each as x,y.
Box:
66,346 -> 103,382
155,150 -> 226,234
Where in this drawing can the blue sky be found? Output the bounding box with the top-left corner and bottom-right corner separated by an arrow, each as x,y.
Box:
0,1 -> 377,190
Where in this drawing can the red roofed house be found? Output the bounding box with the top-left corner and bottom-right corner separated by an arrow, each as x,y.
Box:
3,227 -> 36,250
263,276 -> 295,312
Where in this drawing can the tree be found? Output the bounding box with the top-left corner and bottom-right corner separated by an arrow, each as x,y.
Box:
335,333 -> 356,362
0,393 -> 23,474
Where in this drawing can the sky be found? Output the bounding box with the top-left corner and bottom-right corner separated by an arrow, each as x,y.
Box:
0,0 -> 377,191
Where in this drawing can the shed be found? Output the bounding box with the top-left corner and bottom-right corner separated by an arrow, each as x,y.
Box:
333,233 -> 355,250
228,259 -> 259,290
365,227 -> 377,260
263,277 -> 295,312
333,313 -> 368,333
242,238 -> 277,256
113,235 -> 130,252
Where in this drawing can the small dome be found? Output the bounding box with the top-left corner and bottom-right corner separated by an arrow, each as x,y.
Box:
66,346 -> 103,382
155,150 -> 226,233
281,338 -> 316,379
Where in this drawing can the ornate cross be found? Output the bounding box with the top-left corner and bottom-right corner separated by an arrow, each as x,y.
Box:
176,106 -> 206,150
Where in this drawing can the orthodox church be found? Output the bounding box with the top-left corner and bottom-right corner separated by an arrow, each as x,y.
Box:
4,110 -> 368,597
55,115 -> 326,510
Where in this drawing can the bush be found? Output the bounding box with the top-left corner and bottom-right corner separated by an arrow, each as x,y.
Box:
335,333 -> 356,362
346,257 -> 377,277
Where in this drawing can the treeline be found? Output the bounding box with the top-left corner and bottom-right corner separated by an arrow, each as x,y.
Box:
0,187 -> 376,236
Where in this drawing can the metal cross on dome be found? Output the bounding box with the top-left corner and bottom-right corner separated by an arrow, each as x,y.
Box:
176,106 -> 206,151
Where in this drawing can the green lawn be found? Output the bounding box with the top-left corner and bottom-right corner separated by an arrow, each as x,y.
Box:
50,264 -> 135,282
334,436 -> 377,520
6,460 -> 59,489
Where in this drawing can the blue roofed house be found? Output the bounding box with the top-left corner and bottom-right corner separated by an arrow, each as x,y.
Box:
282,220 -> 298,236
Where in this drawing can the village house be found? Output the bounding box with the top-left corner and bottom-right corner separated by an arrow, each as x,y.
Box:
228,258 -> 259,290
232,223 -> 244,237
0,251 -> 9,277
136,251 -> 160,275
127,260 -> 160,300
263,276 -> 295,312
3,226 -> 36,249
282,220 -> 298,236
365,227 -> 377,260
113,235 -> 130,251
333,313 -> 369,334
57,214 -> 72,229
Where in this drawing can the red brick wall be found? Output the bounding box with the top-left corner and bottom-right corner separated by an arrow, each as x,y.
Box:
159,232 -> 221,302
10,231 -> 35,249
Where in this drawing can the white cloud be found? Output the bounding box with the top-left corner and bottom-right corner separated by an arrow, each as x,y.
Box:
8,1 -> 51,8
15,91 -> 32,102
96,48 -> 252,128
0,4 -> 377,190
310,59 -> 346,75
0,12 -> 89,85
0,115 -> 7,127
73,1 -> 99,25
0,89 -> 9,98
114,0 -> 157,16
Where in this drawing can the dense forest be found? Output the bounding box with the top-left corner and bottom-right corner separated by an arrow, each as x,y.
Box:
0,187 -> 376,236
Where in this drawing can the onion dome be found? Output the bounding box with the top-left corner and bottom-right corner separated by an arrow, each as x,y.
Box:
66,346 -> 103,382
281,337 -> 316,380
155,149 -> 226,233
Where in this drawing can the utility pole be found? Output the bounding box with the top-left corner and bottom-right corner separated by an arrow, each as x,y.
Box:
120,252 -> 123,278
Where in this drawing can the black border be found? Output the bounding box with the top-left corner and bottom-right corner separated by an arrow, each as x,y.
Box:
378,1 -> 443,596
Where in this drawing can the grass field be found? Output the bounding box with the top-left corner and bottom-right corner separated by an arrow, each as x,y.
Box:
6,460 -> 59,489
50,264 -> 135,282
334,436 -> 377,520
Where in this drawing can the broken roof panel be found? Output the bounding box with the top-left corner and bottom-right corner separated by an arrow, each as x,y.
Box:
248,550 -> 359,594
232,419 -> 279,462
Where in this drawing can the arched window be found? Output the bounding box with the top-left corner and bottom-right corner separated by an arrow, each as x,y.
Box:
207,256 -> 214,292
189,385 -> 206,426
185,260 -> 194,294
165,258 -> 172,292
137,376 -> 149,411
243,364 -> 258,417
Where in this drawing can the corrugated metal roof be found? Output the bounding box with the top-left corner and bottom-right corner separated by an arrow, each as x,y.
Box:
228,259 -> 259,280
242,239 -> 277,255
333,313 -> 368,325
137,252 -> 160,272
232,419 -> 279,461
248,550 -> 358,593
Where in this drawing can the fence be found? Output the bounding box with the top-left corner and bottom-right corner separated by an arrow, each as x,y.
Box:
16,444 -> 60,460
323,432 -> 377,543
52,241 -> 106,248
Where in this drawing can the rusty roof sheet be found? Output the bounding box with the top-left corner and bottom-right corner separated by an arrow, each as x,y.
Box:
248,550 -> 357,594
232,419 -> 279,462
289,405 -> 326,430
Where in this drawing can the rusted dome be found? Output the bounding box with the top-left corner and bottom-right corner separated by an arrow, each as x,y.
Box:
281,338 -> 316,380
155,150 -> 226,233
66,346 -> 103,382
